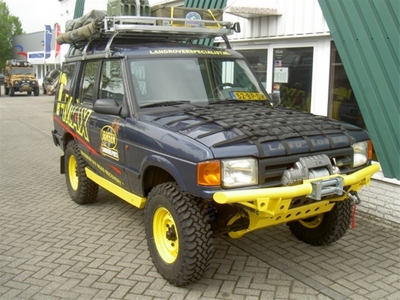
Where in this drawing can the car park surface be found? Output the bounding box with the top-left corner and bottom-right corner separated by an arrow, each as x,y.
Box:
0,94 -> 399,299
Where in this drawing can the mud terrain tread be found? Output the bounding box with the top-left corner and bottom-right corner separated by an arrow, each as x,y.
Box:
144,182 -> 214,286
65,141 -> 98,204
288,198 -> 353,246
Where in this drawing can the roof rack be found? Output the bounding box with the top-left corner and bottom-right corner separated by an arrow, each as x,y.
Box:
103,15 -> 238,38
100,15 -> 239,53
60,11 -> 242,60
58,13 -> 240,51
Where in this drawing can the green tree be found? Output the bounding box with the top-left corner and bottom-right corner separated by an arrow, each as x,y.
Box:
0,0 -> 23,73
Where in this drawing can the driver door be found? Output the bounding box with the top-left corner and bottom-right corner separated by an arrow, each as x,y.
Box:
84,59 -> 129,189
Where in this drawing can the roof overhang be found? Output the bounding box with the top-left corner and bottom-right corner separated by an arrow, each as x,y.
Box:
225,6 -> 281,18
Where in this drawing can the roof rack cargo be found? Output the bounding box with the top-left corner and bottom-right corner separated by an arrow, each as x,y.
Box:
105,15 -> 237,37
57,10 -> 240,48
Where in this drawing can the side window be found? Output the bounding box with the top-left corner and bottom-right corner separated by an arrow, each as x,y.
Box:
99,60 -> 125,105
58,63 -> 76,102
130,62 -> 146,95
79,61 -> 99,104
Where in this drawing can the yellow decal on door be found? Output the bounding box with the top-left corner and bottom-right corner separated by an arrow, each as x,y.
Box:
56,94 -> 92,142
100,125 -> 119,160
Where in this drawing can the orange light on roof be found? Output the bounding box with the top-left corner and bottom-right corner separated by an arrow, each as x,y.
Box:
197,161 -> 220,186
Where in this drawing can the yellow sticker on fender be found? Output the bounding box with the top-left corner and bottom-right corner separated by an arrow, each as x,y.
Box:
232,92 -> 267,100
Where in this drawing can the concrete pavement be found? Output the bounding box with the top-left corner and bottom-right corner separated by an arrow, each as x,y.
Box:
1,94 -> 399,299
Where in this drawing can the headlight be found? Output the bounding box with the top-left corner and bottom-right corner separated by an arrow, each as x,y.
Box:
222,158 -> 258,188
197,158 -> 258,187
352,141 -> 369,167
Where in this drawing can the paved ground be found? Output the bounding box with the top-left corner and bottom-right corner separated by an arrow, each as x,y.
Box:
0,94 -> 399,300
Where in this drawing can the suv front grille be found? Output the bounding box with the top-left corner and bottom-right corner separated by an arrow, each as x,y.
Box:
259,148 -> 353,187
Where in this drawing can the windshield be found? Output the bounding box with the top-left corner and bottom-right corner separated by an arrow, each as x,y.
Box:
10,68 -> 34,75
129,57 -> 268,107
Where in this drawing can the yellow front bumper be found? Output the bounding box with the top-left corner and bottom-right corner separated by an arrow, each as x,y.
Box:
213,163 -> 379,235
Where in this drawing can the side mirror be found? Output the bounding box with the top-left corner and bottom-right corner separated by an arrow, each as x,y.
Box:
269,92 -> 281,106
93,98 -> 122,115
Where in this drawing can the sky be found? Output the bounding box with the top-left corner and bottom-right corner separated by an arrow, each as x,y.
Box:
5,0 -> 62,33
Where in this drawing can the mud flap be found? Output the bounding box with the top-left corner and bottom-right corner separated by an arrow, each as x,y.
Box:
60,155 -> 65,174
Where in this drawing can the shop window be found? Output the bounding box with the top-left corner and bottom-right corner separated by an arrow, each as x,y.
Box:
329,42 -> 377,160
273,47 -> 313,112
237,49 -> 268,88
328,42 -> 365,129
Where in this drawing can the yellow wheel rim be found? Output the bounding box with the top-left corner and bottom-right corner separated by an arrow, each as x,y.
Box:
153,207 -> 179,264
68,155 -> 79,191
299,214 -> 324,228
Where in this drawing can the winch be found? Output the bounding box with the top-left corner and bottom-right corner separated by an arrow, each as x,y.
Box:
281,154 -> 343,200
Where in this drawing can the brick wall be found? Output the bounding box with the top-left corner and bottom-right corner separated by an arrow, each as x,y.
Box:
358,172 -> 400,225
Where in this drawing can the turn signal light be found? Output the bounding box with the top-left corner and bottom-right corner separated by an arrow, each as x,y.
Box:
368,140 -> 373,160
197,161 -> 220,186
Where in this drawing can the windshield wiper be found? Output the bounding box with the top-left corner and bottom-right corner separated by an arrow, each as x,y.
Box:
140,100 -> 190,108
209,98 -> 237,104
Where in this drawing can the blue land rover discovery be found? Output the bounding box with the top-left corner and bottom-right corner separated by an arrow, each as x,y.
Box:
52,12 -> 379,286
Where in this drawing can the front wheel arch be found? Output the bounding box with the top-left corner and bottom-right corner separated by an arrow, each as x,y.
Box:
140,155 -> 196,196
142,166 -> 175,195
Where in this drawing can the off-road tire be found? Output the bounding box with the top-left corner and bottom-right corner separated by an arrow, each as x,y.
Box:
144,182 -> 214,286
5,87 -> 9,95
288,198 -> 353,246
10,87 -> 15,96
65,141 -> 98,204
34,87 -> 39,96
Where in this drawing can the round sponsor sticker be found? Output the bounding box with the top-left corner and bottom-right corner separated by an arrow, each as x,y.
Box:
185,11 -> 203,27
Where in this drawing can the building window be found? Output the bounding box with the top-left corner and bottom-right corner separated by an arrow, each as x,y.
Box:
329,42 -> 378,160
273,47 -> 313,112
328,42 -> 365,129
237,49 -> 268,88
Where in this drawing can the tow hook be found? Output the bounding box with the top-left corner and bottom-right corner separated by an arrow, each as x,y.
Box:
348,191 -> 361,205
347,191 -> 361,228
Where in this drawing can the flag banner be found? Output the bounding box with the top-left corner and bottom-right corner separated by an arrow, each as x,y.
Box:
45,25 -> 52,59
55,23 -> 61,59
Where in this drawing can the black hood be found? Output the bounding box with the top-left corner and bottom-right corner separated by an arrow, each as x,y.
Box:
141,101 -> 368,158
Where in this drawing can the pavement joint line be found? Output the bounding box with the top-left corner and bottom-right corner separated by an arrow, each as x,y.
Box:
227,236 -> 348,300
